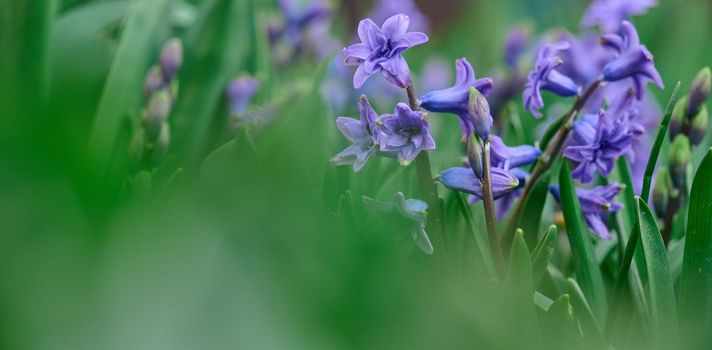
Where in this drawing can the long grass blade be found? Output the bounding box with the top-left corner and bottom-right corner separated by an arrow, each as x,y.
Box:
679,148 -> 712,349
636,197 -> 678,349
558,161 -> 607,323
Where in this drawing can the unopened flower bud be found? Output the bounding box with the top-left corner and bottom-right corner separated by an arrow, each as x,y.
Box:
652,168 -> 670,219
669,96 -> 686,140
438,167 -> 519,200
669,134 -> 691,189
227,76 -> 260,115
143,90 -> 172,141
689,105 -> 709,146
468,87 -> 493,140
160,38 -> 183,82
466,135 -> 484,179
687,67 -> 711,119
144,66 -> 164,100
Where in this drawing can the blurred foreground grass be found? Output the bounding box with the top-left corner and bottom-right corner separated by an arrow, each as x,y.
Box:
1,0 -> 712,349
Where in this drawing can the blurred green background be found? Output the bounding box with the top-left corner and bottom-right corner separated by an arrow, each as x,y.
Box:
0,0 -> 710,349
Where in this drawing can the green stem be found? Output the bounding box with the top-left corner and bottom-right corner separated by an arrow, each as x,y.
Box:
407,84 -> 446,256
482,138 -> 506,278
504,79 -> 603,247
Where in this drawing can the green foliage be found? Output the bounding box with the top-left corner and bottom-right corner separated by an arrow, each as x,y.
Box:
558,161 -> 607,323
679,149 -> 712,349
636,198 -> 679,349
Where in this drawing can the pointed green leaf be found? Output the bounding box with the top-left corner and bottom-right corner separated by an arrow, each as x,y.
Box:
503,231 -> 542,347
636,197 -> 678,349
559,161 -> 607,323
531,225 -> 557,285
679,148 -> 712,348
541,294 -> 582,350
565,278 -> 606,349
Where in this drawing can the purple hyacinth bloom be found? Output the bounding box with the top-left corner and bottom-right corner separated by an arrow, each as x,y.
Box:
419,58 -> 494,137
226,76 -> 260,115
550,183 -> 624,239
564,109 -> 634,183
495,168 -> 529,218
523,41 -> 581,118
467,168 -> 529,218
331,96 -> 380,172
504,24 -> 530,68
377,103 -> 435,165
343,14 -> 429,89
367,0 -> 430,34
438,167 -> 520,200
490,135 -> 541,169
600,21 -> 663,100
582,0 -> 657,33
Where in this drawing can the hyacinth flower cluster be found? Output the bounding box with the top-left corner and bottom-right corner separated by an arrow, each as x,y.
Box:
129,39 -> 183,172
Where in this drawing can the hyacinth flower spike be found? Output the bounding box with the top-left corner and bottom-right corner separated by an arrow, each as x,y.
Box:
550,183 -> 624,239
419,58 -> 494,138
523,41 -> 581,118
600,20 -> 663,99
343,13 -> 429,89
376,103 -> 436,165
437,167 -> 520,200
331,96 -> 380,172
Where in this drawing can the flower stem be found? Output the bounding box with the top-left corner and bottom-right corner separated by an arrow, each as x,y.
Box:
482,138 -> 506,278
406,84 -> 446,256
503,79 -> 603,248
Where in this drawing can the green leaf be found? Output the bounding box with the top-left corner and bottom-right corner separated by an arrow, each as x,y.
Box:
455,192 -> 496,280
533,291 -> 554,311
641,81 -> 681,200
0,0 -> 58,120
520,171 -> 551,249
565,278 -> 606,349
636,197 -> 679,349
679,148 -> 712,348
171,0 -> 251,165
503,231 -> 542,348
558,161 -> 607,323
531,225 -> 557,286
88,0 -> 172,175
606,82 -> 680,336
541,294 -> 582,350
